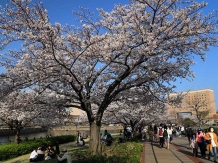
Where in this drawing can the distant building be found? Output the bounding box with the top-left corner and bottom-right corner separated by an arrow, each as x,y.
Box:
167,89 -> 216,120
213,114 -> 218,123
70,107 -> 87,124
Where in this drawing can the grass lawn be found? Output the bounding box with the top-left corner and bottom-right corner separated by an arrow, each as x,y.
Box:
0,134 -> 142,163
0,141 -> 89,163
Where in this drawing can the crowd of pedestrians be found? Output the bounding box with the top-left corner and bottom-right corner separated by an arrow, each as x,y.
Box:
188,126 -> 218,163
141,123 -> 218,163
145,123 -> 218,163
153,124 -> 174,149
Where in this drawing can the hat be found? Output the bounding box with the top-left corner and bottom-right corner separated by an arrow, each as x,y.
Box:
62,148 -> 67,152
198,128 -> 202,131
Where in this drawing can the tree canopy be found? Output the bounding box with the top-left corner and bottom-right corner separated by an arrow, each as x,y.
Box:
0,0 -> 218,153
0,90 -> 70,143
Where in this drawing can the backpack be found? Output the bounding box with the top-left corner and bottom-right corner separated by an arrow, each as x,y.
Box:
187,128 -> 193,136
163,130 -> 168,138
159,128 -> 163,136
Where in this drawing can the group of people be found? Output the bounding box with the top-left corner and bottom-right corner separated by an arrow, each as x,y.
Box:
156,124 -> 174,149
142,124 -> 174,149
188,126 -> 218,163
29,145 -> 72,163
146,124 -> 218,162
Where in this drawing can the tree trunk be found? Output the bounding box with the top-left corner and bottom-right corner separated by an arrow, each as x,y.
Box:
14,128 -> 21,144
130,120 -> 138,137
198,120 -> 201,128
89,121 -> 102,155
130,124 -> 135,137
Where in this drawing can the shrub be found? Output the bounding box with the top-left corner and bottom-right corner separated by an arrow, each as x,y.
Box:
72,141 -> 142,163
107,141 -> 142,163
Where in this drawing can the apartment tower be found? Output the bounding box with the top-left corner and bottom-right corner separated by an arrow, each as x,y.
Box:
167,89 -> 216,119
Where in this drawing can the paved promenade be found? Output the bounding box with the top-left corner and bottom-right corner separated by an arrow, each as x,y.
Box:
141,136 -> 214,163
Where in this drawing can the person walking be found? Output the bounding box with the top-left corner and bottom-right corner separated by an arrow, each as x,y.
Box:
186,125 -> 194,147
154,125 -> 158,143
167,125 -> 173,144
141,126 -> 147,141
163,127 -> 169,149
205,127 -> 218,162
190,133 -> 198,157
196,128 -> 206,158
158,126 -> 164,148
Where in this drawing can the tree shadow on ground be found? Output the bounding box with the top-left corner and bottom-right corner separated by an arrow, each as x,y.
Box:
173,143 -> 190,149
176,148 -> 194,156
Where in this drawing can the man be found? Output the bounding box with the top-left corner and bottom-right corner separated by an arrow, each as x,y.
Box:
57,148 -> 72,163
177,126 -> 181,137
36,147 -> 44,161
186,125 -> 194,147
124,126 -> 132,140
103,130 -> 113,146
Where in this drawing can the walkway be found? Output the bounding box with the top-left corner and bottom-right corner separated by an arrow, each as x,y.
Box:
141,136 -> 214,163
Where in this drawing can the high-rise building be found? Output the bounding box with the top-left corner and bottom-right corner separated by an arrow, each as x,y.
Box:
70,107 -> 87,124
167,89 -> 216,119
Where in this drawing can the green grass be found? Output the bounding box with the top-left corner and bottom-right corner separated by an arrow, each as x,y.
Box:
0,141 -> 81,163
0,134 -> 142,163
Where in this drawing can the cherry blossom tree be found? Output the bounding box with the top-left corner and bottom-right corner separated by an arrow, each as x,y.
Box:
0,90 -> 70,144
103,87 -> 166,132
105,101 -> 164,132
166,109 -> 179,124
0,73 -> 14,99
0,0 -> 218,153
185,98 -> 210,127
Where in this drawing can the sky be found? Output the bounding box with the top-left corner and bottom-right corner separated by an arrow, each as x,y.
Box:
0,0 -> 218,109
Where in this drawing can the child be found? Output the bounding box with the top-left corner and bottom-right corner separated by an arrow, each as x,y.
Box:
190,134 -> 198,157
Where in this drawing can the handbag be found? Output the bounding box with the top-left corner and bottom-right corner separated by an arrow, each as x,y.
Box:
205,139 -> 211,144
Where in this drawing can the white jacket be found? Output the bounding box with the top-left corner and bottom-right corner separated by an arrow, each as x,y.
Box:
57,152 -> 72,163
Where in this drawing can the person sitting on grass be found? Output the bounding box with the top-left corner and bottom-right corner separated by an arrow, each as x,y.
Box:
101,130 -> 113,146
57,148 -> 72,163
36,147 -> 44,161
44,149 -> 52,160
47,145 -> 56,158
29,148 -> 38,162
76,131 -> 85,146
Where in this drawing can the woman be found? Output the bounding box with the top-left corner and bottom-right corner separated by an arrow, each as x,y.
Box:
167,125 -> 173,144
205,127 -> 218,162
47,145 -> 55,158
196,128 -> 206,158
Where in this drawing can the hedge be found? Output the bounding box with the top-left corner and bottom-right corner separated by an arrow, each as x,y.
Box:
0,135 -> 76,161
72,141 -> 143,163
